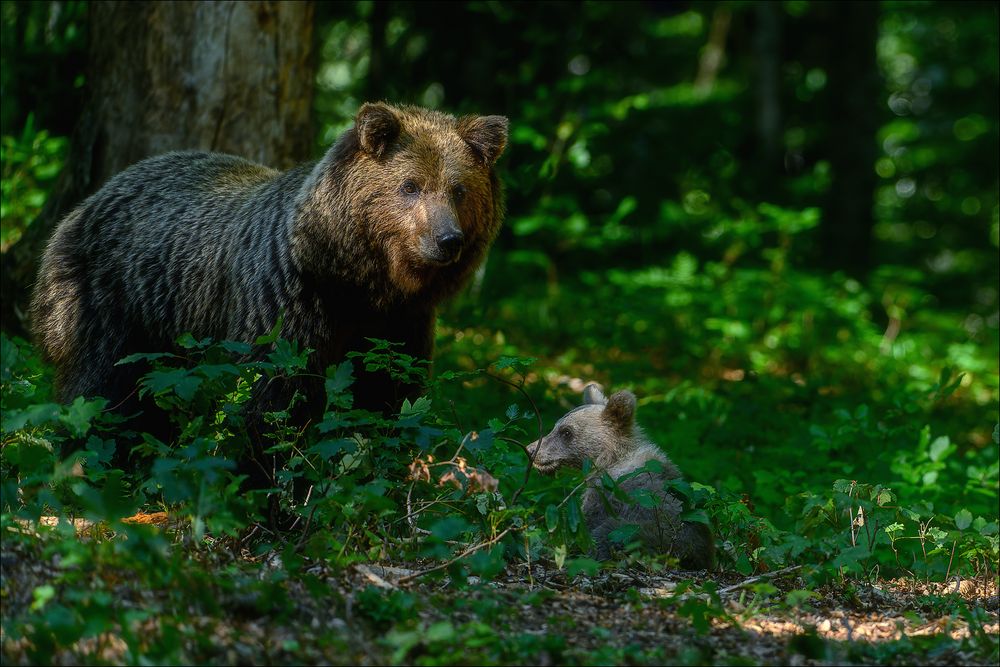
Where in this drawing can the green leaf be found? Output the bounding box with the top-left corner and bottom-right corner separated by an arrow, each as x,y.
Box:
679,509 -> 711,525
2,402 -> 61,432
663,477 -> 693,500
401,395 -> 431,415
308,438 -> 356,460
115,351 -> 177,366
84,436 -> 116,466
954,509 -> 973,531
30,585 -> 56,611
607,523 -> 640,545
749,582 -> 779,596
493,356 -> 536,372
545,504 -> 559,533
219,340 -> 253,355
785,589 -> 819,608
640,458 -> 665,474
61,396 -> 108,438
885,522 -> 905,539
734,553 -> 753,576
425,621 -> 455,643
144,368 -> 201,401
176,332 -> 212,349
73,470 -> 140,521
566,498 -> 582,533
830,545 -> 869,571
875,488 -> 894,506
566,558 -> 601,577
195,363 -> 241,380
325,361 -> 355,395
832,479 -> 855,494
267,339 -> 309,372
427,517 -> 469,542
929,436 -> 951,462
553,544 -> 567,569
255,313 -> 285,345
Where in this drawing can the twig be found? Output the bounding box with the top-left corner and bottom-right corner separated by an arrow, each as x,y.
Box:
397,526 -> 516,584
945,540 -> 957,582
405,481 -> 417,533
448,399 -> 464,434
448,431 -> 473,464
484,370 -> 545,505
556,473 -> 599,510
717,564 -> 803,596
396,445 -> 592,586
356,564 -> 396,589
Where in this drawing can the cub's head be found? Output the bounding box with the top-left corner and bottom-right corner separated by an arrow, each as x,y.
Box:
301,102 -> 508,303
527,384 -> 638,474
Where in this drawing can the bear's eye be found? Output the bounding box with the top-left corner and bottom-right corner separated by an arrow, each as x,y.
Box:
453,184 -> 467,202
402,180 -> 420,196
558,425 -> 573,440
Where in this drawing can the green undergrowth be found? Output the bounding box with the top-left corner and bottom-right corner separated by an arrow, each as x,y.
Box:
1,203 -> 998,665
3,208 -> 998,666
1,279 -> 998,664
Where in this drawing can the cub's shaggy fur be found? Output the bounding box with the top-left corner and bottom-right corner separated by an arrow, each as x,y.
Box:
527,385 -> 715,569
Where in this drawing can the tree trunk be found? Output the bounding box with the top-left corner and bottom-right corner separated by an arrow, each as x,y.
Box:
694,7 -> 732,96
820,1 -> 880,275
754,2 -> 782,192
2,0 -> 316,336
366,1 -> 389,102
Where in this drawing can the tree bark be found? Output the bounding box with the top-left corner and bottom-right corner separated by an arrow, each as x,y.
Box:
754,2 -> 782,190
820,1 -> 880,275
694,7 -> 732,96
2,0 -> 316,336
366,1 -> 389,102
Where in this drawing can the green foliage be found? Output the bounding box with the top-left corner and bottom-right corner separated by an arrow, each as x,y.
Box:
2,1 -> 998,663
0,115 -> 67,250
2,318 -> 997,663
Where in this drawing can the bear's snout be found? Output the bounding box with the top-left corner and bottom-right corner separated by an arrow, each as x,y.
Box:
418,203 -> 464,266
435,231 -> 464,263
527,437 -> 561,474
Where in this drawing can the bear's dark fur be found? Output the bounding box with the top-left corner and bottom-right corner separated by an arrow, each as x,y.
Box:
31,102 -> 508,452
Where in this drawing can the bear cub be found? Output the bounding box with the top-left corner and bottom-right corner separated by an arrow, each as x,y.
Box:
527,384 -> 715,569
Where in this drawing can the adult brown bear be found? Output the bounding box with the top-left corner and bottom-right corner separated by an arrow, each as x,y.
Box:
31,102 -> 508,472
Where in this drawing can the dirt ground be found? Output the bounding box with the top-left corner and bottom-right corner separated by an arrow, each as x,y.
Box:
2,534 -> 998,665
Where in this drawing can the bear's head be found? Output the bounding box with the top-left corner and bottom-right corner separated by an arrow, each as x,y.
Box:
296,102 -> 508,306
527,384 -> 638,474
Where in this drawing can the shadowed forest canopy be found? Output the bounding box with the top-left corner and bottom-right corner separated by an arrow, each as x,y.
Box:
0,1 -> 997,665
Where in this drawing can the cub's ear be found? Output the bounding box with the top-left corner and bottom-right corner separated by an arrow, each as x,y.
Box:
457,115 -> 509,165
356,102 -> 400,158
603,391 -> 636,433
583,383 -> 607,406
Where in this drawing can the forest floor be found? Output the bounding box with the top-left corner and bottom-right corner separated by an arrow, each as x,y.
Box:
2,527 -> 998,666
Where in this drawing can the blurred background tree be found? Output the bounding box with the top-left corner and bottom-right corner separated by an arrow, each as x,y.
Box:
0,0 -> 315,334
1,0 -> 996,519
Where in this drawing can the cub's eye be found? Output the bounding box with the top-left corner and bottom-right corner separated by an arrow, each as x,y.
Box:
558,425 -> 573,440
402,180 -> 420,195
453,184 -> 467,202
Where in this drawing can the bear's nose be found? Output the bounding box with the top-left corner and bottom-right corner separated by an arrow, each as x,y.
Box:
436,232 -> 464,262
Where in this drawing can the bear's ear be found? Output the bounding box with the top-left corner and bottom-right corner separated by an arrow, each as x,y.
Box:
356,103 -> 401,158
603,391 -> 636,433
457,115 -> 509,165
583,383 -> 607,406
